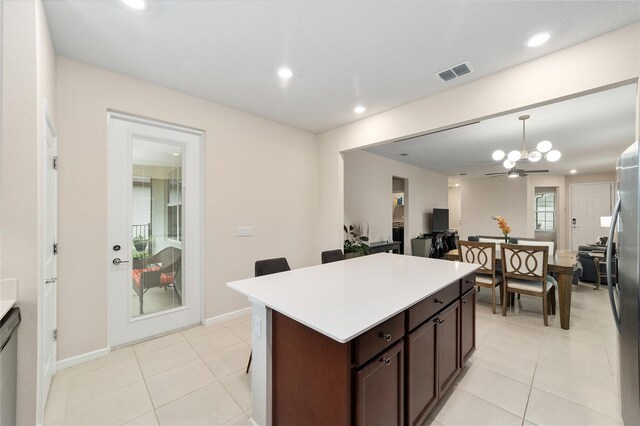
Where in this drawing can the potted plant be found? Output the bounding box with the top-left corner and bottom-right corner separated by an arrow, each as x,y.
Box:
133,235 -> 148,252
343,225 -> 370,258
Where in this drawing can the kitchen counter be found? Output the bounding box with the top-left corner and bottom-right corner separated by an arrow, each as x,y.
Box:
0,278 -> 17,321
227,254 -> 478,425
228,253 -> 477,342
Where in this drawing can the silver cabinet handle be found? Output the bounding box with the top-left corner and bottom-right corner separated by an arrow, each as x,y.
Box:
380,357 -> 391,366
434,298 -> 444,304
607,197 -> 621,334
379,332 -> 392,341
112,258 -> 130,265
45,278 -> 57,284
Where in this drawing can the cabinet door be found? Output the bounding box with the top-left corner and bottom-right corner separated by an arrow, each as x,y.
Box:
355,341 -> 404,426
437,302 -> 460,396
406,319 -> 437,426
460,289 -> 476,365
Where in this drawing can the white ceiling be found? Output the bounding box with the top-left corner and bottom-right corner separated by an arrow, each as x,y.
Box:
43,1 -> 640,133
365,84 -> 637,178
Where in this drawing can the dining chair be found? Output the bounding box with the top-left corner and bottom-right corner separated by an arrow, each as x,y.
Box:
458,241 -> 502,314
500,244 -> 556,326
246,257 -> 291,373
321,249 -> 345,264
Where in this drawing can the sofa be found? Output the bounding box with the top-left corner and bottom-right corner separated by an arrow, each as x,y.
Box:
577,244 -> 615,285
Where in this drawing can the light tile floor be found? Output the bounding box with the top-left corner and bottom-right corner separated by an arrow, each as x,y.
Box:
45,282 -> 622,425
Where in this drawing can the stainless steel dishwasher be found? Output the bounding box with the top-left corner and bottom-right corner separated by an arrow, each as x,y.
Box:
0,307 -> 21,426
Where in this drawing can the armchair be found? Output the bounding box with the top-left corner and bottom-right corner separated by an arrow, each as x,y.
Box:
132,246 -> 182,315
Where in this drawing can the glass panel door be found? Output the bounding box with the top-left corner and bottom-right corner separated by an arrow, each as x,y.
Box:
131,139 -> 183,318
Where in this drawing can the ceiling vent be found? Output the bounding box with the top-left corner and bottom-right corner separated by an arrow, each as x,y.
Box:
436,61 -> 474,82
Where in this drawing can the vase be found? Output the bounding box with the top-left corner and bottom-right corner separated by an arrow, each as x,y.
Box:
504,235 -> 509,244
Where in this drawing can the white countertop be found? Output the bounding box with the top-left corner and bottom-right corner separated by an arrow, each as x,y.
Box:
0,299 -> 17,321
227,253 -> 478,343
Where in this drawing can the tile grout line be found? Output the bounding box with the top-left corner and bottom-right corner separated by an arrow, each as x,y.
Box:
132,345 -> 159,425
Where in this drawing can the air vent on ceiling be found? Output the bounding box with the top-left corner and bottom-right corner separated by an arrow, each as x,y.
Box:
436,61 -> 475,82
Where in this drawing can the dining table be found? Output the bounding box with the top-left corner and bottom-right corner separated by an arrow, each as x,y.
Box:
445,248 -> 578,330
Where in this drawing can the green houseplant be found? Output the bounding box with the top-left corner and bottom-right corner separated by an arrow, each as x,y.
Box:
132,235 -> 148,252
343,225 -> 370,257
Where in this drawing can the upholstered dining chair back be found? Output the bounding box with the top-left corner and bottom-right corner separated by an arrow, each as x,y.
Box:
500,244 -> 548,282
458,241 -> 497,275
255,257 -> 291,277
321,249 -> 345,264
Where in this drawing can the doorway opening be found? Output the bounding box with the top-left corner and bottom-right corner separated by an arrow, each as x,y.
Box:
392,176 -> 407,254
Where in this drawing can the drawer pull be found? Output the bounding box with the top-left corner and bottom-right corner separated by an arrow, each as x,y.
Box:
380,357 -> 391,366
434,298 -> 445,304
463,300 -> 468,304
379,332 -> 392,341
434,318 -> 444,324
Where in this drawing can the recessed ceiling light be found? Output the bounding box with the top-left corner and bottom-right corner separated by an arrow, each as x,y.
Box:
120,0 -> 147,10
277,67 -> 293,80
399,152 -> 410,157
455,183 -> 460,187
354,105 -> 366,114
570,169 -> 577,174
526,31 -> 552,47
172,152 -> 180,156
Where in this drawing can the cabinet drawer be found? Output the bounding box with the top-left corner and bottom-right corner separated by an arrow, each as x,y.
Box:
407,282 -> 459,331
354,312 -> 405,367
461,274 -> 476,294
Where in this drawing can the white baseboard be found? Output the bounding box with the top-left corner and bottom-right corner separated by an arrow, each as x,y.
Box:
202,307 -> 251,327
56,347 -> 110,371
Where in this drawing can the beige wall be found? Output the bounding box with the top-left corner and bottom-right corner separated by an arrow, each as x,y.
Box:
0,0 -> 56,423
317,23 -> 640,254
56,57 -> 318,360
448,187 -> 461,230
565,171 -> 616,249
459,177 -> 529,240
343,150 -> 447,252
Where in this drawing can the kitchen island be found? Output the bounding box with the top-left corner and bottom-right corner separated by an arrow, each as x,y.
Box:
227,253 -> 478,426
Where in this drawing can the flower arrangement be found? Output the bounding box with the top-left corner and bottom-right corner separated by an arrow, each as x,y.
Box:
491,215 -> 512,243
343,225 -> 370,256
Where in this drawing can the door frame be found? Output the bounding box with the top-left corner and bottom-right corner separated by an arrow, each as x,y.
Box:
568,181 -> 613,250
106,112 -> 205,347
38,102 -> 57,424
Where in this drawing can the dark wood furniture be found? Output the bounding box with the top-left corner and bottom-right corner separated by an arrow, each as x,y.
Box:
500,244 -> 556,326
271,273 -> 476,425
369,241 -> 402,254
446,248 -> 577,330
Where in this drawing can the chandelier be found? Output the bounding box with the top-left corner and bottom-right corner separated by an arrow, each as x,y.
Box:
491,115 -> 561,169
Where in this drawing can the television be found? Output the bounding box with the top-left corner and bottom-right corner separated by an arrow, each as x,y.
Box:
432,208 -> 449,232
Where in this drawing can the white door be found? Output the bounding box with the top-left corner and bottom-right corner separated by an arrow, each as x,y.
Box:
107,113 -> 203,347
40,108 -> 57,415
570,182 -> 612,250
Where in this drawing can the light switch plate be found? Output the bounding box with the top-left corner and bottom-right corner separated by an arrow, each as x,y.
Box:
253,315 -> 262,338
237,226 -> 253,237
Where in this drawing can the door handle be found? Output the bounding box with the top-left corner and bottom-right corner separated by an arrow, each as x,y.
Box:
607,198 -> 621,334
112,258 -> 130,265
44,277 -> 57,284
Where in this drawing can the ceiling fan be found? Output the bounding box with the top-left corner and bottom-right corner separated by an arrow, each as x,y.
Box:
485,167 -> 549,178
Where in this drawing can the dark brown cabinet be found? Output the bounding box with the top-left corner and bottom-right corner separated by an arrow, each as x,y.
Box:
355,341 -> 404,426
436,302 -> 460,396
460,289 -> 476,365
271,273 -> 476,426
406,317 -> 437,426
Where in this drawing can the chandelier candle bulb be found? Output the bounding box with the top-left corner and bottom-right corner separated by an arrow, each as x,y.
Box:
546,150 -> 562,162
492,150 -> 505,161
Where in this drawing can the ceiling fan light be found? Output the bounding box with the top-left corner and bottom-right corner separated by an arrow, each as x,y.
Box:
492,150 -> 505,161
546,150 -> 562,162
536,140 -> 553,153
503,159 -> 515,169
508,171 -> 519,178
507,150 -> 521,162
528,151 -> 542,162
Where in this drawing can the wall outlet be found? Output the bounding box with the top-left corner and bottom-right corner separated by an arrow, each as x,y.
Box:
237,226 -> 253,237
253,315 -> 262,338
